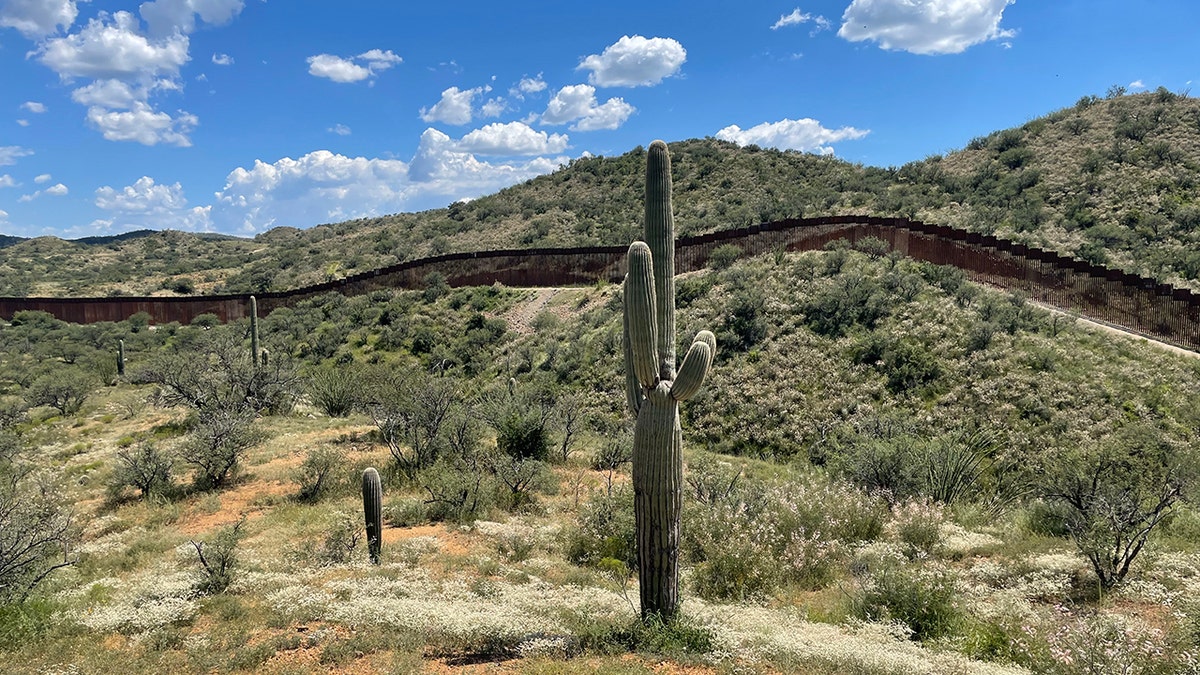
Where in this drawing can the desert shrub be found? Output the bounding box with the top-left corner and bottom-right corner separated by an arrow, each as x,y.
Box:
490,455 -> 552,512
190,517 -> 245,595
180,409 -> 264,489
420,454 -> 493,523
1038,423 -> 1194,589
684,473 -> 885,600
478,386 -> 554,461
852,561 -> 960,642
108,443 -> 174,500
567,484 -> 636,570
707,244 -> 743,270
292,446 -> 347,502
0,470 -> 75,603
306,365 -> 359,417
892,500 -> 945,559
361,367 -> 459,478
25,368 -> 96,416
314,511 -> 361,565
718,286 -> 768,352
802,271 -> 890,338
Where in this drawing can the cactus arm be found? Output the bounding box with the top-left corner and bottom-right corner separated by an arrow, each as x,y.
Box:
625,243 -> 659,388
645,140 -> 676,380
670,337 -> 713,402
623,288 -> 644,414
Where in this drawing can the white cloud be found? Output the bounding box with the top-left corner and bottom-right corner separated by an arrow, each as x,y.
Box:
86,103 -> 198,146
210,133 -> 569,233
480,97 -> 506,118
37,11 -> 190,79
71,79 -> 140,108
0,174 -> 15,188
420,86 -> 486,125
18,182 -> 68,201
16,119 -> 29,126
93,175 -> 210,230
139,0 -> 244,38
1129,79 -> 1146,90
715,118 -> 869,154
0,209 -> 7,223
307,49 -> 401,83
839,0 -> 1015,55
541,84 -> 634,131
457,122 -> 569,156
772,8 -> 831,32
307,54 -> 369,83
515,74 -> 547,96
34,173 -> 51,183
358,48 -> 401,71
328,123 -> 351,136
0,0 -> 79,38
212,52 -> 233,65
578,35 -> 686,87
20,101 -> 46,113
0,146 -> 33,165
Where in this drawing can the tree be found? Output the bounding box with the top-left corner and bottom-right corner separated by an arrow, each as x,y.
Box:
0,468 -> 75,603
26,368 -> 96,416
179,408 -> 263,489
361,366 -> 459,478
1040,424 -> 1194,590
109,443 -> 174,500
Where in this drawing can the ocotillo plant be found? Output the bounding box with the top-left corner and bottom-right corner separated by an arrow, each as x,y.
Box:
249,295 -> 260,368
624,140 -> 715,621
362,467 -> 382,564
117,339 -> 125,378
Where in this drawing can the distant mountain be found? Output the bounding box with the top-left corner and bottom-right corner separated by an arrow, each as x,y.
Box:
3,89 -> 1198,298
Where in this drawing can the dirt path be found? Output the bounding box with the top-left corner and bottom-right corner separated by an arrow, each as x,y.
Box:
501,287 -> 571,335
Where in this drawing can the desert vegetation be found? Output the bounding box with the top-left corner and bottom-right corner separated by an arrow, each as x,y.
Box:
1,233 -> 1199,672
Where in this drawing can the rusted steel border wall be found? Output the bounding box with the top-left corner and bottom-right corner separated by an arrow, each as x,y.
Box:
3,215 -> 1199,350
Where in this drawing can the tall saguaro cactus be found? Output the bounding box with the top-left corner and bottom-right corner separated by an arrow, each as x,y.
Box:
362,467 -> 383,564
249,295 -> 261,368
625,140 -> 716,621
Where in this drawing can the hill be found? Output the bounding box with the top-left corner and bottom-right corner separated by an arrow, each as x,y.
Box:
2,243 -> 1200,672
2,89 -> 1199,298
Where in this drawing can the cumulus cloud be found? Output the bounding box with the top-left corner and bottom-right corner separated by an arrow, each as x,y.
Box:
21,101 -> 46,113
212,52 -> 233,65
209,131 -> 570,233
578,35 -> 686,87
772,8 -> 831,31
34,173 -> 51,183
457,122 -> 569,156
480,97 -> 506,118
139,0 -> 243,38
0,0 -> 79,38
0,146 -> 33,165
715,118 -> 869,154
0,174 -> 15,188
307,49 -> 401,83
420,86 -> 487,125
86,103 -> 198,146
328,123 -> 351,136
18,182 -> 68,201
16,119 -> 29,127
37,11 -> 190,79
93,175 -> 211,230
514,74 -> 546,97
1129,79 -> 1145,90
838,0 -> 1015,55
541,84 -> 634,131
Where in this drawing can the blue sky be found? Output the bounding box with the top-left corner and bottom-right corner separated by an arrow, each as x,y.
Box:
0,0 -> 1197,239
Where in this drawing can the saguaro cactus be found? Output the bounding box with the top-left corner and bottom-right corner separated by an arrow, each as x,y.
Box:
249,295 -> 260,368
362,467 -> 383,564
117,339 -> 125,378
625,140 -> 716,621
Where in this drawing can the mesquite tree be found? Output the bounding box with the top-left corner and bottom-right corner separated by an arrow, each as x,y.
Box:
624,140 -> 716,621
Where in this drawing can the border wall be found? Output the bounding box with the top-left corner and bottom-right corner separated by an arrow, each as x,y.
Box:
3,216 -> 1198,351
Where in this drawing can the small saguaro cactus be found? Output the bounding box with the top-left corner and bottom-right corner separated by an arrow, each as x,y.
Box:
117,339 -> 125,378
362,467 -> 383,564
624,140 -> 716,621
249,295 -> 261,368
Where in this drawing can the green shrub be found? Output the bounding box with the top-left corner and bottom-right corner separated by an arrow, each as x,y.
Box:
292,446 -> 347,502
707,244 -> 743,270
108,443 -> 174,500
306,365 -> 359,417
190,517 -> 245,595
852,562 -> 960,641
567,484 -> 636,570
